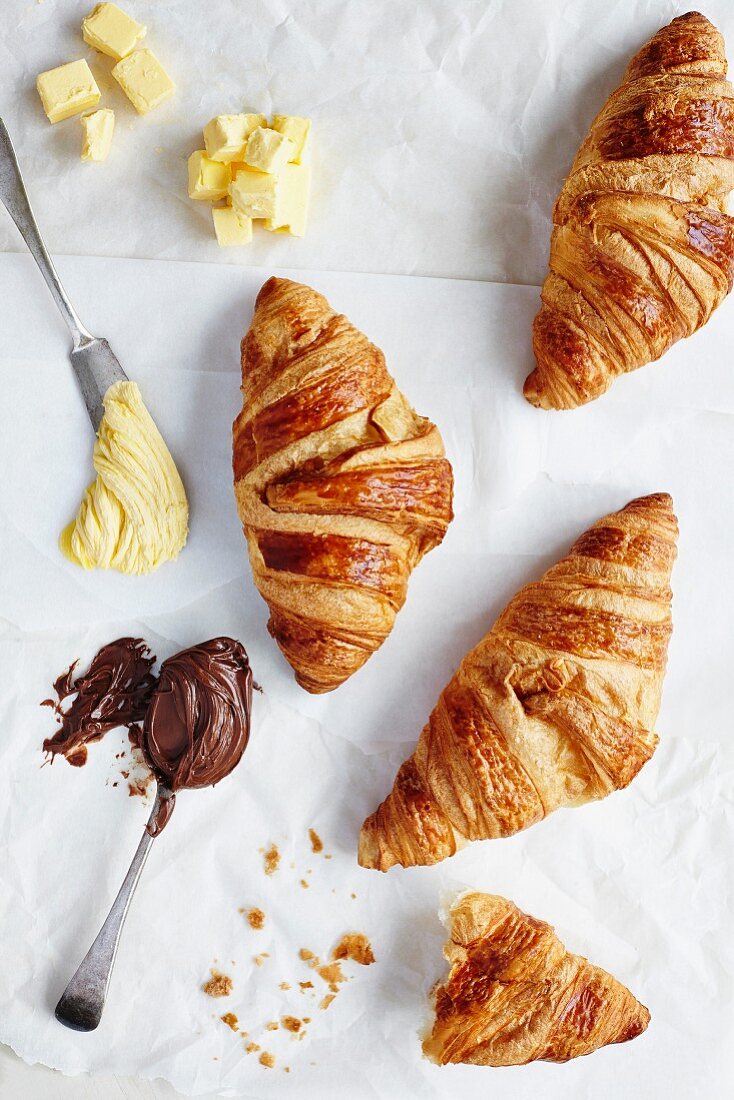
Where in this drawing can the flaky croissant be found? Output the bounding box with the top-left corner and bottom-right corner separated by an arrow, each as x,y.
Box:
232,277 -> 453,694
359,493 -> 677,870
525,12 -> 734,409
423,892 -> 650,1066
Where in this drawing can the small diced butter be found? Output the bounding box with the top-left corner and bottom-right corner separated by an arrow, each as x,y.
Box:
188,151 -> 230,201
36,59 -> 101,124
230,167 -> 279,219
81,108 -> 115,162
243,127 -> 296,174
271,115 -> 311,164
82,3 -> 146,62
203,114 -> 266,163
112,49 -> 174,114
212,206 -> 253,247
264,164 -> 311,237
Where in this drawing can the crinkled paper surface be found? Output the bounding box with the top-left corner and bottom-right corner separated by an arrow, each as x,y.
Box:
1,0 -> 734,1095
0,252 -> 732,1099
1,0 -> 733,282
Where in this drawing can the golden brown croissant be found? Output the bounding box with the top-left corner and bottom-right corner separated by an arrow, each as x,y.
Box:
525,12 -> 734,409
423,892 -> 650,1066
232,277 -> 454,693
359,493 -> 677,870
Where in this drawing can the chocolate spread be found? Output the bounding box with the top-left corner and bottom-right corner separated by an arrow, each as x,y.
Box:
142,637 -> 253,791
43,636 -> 253,837
42,638 -> 156,767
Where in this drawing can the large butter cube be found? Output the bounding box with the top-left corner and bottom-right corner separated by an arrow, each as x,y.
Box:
212,206 -> 253,247
188,151 -> 230,201
230,168 -> 279,220
203,114 -> 266,163
81,108 -> 115,162
264,164 -> 311,237
36,60 -> 101,124
112,49 -> 174,114
243,127 -> 296,174
82,3 -> 146,61
271,115 -> 311,164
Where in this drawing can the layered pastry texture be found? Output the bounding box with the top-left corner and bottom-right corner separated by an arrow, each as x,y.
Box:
424,892 -> 650,1066
359,493 -> 678,870
60,380 -> 188,575
526,12 -> 734,408
232,277 -> 454,693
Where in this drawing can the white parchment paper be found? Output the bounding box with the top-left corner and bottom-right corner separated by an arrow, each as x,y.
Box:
0,253 -> 732,1098
4,0 -> 734,283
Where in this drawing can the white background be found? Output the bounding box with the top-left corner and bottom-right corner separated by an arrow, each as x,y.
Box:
1,0 -> 733,1098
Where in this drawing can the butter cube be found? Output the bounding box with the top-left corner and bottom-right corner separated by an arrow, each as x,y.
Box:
112,49 -> 174,114
271,115 -> 311,164
82,3 -> 146,61
36,60 -> 101,124
264,164 -> 311,237
243,127 -> 296,174
188,151 -> 230,201
81,108 -> 115,162
203,114 -> 266,163
212,206 -> 253,247
230,167 -> 279,220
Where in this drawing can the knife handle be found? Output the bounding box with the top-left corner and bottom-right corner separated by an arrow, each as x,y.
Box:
0,117 -> 93,348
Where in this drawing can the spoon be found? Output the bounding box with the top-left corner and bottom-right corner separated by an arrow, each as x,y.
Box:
54,781 -> 175,1032
53,637 -> 253,1031
0,117 -> 127,430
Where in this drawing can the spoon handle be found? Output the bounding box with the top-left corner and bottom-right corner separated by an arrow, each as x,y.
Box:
0,117 -> 92,347
55,785 -> 173,1032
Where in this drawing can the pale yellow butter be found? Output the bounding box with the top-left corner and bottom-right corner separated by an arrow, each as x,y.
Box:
82,3 -> 146,61
36,59 -> 101,123
230,167 -> 279,219
60,380 -> 188,575
271,115 -> 311,164
112,49 -> 174,114
203,113 -> 266,163
243,127 -> 296,174
264,164 -> 311,237
188,151 -> 230,201
212,205 -> 253,246
81,108 -> 115,162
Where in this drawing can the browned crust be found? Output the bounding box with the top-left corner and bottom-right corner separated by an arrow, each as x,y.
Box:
232,278 -> 454,693
423,893 -> 650,1066
359,494 -> 677,870
526,13 -> 734,409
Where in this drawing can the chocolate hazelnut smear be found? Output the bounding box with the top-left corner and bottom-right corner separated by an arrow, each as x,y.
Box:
42,638 -> 156,767
142,638 -> 253,834
43,636 -> 253,835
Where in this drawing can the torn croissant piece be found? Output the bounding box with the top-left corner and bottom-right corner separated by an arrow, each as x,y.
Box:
232,277 -> 454,693
423,892 -> 650,1066
359,493 -> 677,871
525,12 -> 734,409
